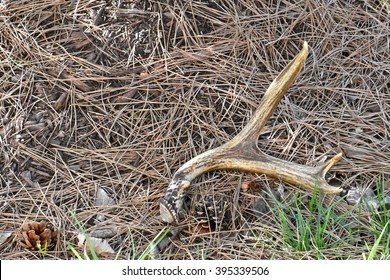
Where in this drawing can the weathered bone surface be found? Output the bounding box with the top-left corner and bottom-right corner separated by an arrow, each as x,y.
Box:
160,42 -> 343,225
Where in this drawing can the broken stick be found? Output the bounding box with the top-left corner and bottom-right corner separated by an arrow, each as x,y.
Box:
160,42 -> 343,225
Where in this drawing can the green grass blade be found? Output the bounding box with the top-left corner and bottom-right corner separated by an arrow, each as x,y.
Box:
367,221 -> 389,260
66,206 -> 99,260
67,241 -> 84,260
138,226 -> 171,260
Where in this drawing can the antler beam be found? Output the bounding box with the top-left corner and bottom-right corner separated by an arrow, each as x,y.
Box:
160,42 -> 343,225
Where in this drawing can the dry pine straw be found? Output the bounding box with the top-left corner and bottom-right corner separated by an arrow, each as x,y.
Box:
0,0 -> 389,259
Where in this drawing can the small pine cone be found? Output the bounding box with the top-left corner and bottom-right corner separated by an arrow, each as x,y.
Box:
241,180 -> 261,193
194,195 -> 230,231
16,221 -> 58,250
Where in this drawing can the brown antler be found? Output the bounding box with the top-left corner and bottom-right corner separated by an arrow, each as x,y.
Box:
160,42 -> 343,225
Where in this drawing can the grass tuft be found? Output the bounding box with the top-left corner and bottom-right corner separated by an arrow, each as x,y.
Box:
270,187 -> 351,258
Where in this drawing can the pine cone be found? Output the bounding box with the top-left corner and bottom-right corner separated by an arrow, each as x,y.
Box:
241,180 -> 261,193
16,221 -> 58,250
194,195 -> 230,231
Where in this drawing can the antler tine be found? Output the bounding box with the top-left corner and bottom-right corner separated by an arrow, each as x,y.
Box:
229,41 -> 309,146
160,42 -> 343,225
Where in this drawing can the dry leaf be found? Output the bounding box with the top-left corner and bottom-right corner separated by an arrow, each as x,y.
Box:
95,187 -> 115,222
95,187 -> 115,207
91,228 -> 117,239
77,233 -> 115,255
0,231 -> 13,245
89,237 -> 115,255
77,233 -> 86,247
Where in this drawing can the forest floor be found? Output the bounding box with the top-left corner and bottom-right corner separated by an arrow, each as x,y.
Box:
0,0 -> 389,259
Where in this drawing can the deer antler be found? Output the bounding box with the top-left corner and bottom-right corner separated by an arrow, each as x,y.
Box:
160,42 -> 343,225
